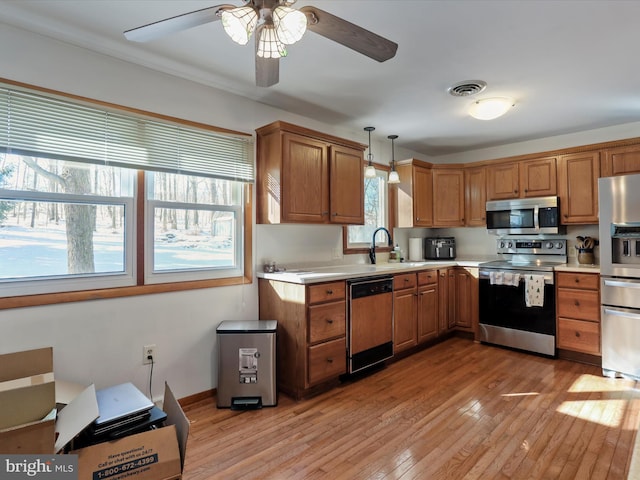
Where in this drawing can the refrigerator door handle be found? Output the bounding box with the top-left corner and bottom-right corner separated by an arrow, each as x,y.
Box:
603,279 -> 640,288
603,306 -> 640,319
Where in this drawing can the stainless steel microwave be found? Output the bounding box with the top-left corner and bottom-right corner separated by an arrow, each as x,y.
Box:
486,196 -> 563,235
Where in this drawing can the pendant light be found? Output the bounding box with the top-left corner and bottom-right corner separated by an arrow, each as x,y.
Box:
364,127 -> 376,178
388,135 -> 400,184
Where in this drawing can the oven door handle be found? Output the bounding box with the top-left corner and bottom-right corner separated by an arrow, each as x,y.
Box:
603,279 -> 640,289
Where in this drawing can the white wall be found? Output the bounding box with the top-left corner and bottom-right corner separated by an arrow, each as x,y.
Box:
0,23 -> 620,401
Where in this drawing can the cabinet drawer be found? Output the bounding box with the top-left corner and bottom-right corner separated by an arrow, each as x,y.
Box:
308,301 -> 346,344
308,338 -> 346,385
557,288 -> 600,321
308,281 -> 345,304
418,270 -> 438,285
557,318 -> 600,355
556,272 -> 599,290
394,273 -> 417,290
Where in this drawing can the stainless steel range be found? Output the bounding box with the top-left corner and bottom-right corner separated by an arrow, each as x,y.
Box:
479,238 -> 567,356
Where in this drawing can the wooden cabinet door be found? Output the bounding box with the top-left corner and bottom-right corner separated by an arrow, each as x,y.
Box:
432,168 -> 465,227
413,166 -> 433,227
437,269 -> 450,334
329,145 -> 364,224
486,162 -> 519,200
281,132 -> 329,223
451,268 -> 475,330
602,144 -> 640,177
557,151 -> 600,224
465,166 -> 486,226
393,287 -> 417,353
520,157 -> 557,197
417,283 -> 438,343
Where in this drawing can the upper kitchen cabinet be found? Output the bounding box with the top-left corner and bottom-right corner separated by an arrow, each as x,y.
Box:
432,167 -> 465,227
395,159 -> 433,228
601,144 -> 640,177
557,151 -> 600,224
486,157 -> 557,200
464,165 -> 486,226
256,121 -> 365,224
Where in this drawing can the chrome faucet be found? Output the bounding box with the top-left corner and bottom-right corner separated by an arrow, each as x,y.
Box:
369,227 -> 393,264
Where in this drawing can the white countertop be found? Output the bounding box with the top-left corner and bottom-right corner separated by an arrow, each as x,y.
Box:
256,257 -> 600,284
256,258 -> 486,284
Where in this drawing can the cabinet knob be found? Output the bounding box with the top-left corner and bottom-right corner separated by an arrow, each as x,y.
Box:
326,357 -> 333,363
326,289 -> 333,295
322,211 -> 329,215
332,212 -> 337,216
564,214 -> 569,218
574,300 -> 580,306
326,318 -> 333,324
575,278 -> 580,283
575,331 -> 581,338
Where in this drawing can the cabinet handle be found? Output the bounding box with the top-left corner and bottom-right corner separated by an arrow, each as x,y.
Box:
327,357 -> 334,363
327,289 -> 333,295
326,318 -> 333,324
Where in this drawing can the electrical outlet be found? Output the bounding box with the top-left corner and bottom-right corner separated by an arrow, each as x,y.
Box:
143,344 -> 156,365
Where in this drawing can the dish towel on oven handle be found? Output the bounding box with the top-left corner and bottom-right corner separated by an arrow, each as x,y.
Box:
525,274 -> 545,307
489,271 -> 520,286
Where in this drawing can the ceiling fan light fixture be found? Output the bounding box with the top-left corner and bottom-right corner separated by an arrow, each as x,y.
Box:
469,97 -> 515,120
257,24 -> 288,58
273,6 -> 307,45
221,6 -> 258,45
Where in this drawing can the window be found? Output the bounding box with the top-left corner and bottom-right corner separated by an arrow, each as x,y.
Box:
345,167 -> 390,251
0,83 -> 253,301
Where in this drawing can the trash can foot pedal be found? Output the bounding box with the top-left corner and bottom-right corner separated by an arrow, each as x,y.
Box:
231,397 -> 262,410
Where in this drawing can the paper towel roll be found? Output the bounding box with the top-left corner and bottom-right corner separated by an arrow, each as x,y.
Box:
409,238 -> 423,261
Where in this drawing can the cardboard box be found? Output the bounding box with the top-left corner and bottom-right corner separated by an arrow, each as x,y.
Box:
0,347 -> 99,455
73,382 -> 189,480
0,348 -> 189,480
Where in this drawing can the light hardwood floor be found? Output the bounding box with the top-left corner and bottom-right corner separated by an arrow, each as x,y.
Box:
181,337 -> 640,479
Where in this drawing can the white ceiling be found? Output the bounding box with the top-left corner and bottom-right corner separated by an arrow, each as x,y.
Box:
2,0 -> 640,157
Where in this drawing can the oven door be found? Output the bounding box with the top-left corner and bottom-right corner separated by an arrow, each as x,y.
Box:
479,269 -> 556,355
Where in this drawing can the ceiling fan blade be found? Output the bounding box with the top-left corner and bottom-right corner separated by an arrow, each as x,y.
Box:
256,56 -> 280,87
300,6 -> 398,62
124,4 -> 235,42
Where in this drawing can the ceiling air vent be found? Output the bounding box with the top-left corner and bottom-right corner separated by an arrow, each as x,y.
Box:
447,80 -> 487,97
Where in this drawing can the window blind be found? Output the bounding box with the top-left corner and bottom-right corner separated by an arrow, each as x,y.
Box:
0,86 -> 254,182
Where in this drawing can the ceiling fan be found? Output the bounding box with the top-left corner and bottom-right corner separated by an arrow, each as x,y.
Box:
124,0 -> 398,87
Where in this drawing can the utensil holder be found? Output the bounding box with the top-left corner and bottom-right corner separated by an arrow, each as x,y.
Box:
577,248 -> 595,265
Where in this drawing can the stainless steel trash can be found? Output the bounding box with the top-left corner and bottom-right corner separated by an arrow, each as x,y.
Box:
216,320 -> 277,409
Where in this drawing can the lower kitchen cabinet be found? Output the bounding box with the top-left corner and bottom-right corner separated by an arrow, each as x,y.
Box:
556,272 -> 601,359
450,267 -> 479,334
393,273 -> 418,353
258,279 -> 347,399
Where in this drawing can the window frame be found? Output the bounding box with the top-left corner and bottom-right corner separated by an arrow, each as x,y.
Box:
343,161 -> 396,255
0,79 -> 254,310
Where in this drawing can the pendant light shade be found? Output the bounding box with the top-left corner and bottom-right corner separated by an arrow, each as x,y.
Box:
221,6 -> 259,45
364,127 -> 377,178
388,135 -> 400,184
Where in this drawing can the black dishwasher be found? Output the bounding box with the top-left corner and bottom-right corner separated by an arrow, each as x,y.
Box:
347,276 -> 394,373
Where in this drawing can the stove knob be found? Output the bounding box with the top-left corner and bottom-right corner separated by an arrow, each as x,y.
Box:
499,241 -> 505,249
554,242 -> 564,249
545,241 -> 554,249
507,241 -> 513,248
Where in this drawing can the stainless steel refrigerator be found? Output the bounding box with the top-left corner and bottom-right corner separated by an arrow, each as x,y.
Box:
599,173 -> 640,380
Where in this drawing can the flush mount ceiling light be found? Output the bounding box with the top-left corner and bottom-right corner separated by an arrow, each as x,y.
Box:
468,97 -> 515,120
124,1 -> 398,88
364,127 -> 377,178
387,135 -> 400,184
